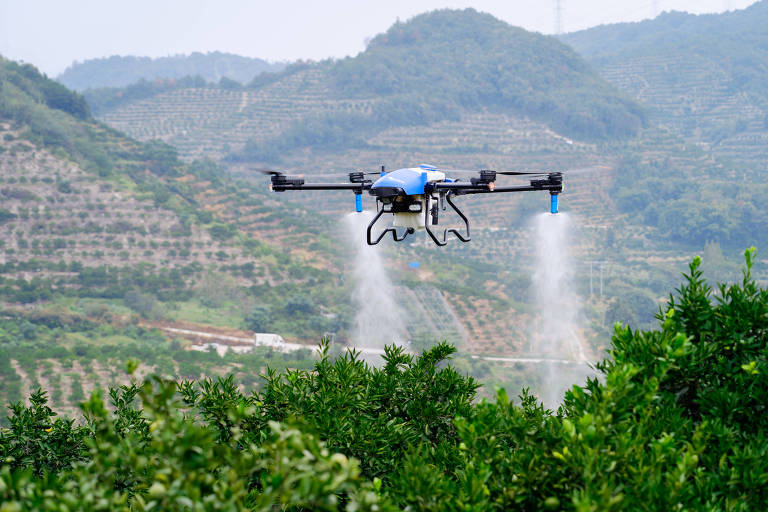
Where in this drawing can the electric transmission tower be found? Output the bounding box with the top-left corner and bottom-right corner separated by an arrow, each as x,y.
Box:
554,0 -> 564,35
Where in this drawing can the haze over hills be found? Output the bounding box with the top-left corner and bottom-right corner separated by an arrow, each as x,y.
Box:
4,6 -> 766,385
57,52 -> 286,91
91,9 -> 645,164
0,56 -> 356,346
75,6 -> 768,348
561,0 -> 768,172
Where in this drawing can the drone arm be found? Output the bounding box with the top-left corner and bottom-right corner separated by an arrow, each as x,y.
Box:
271,183 -> 372,192
455,185 -> 536,195
439,175 -> 563,196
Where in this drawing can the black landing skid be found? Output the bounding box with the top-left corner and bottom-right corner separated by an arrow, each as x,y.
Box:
366,191 -> 471,246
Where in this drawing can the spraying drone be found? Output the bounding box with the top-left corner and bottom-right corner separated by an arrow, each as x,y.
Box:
265,164 -> 563,246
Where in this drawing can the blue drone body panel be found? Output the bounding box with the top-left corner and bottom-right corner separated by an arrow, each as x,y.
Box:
371,168 -> 427,195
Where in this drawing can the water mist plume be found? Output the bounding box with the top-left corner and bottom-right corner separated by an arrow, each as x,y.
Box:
529,212 -> 593,407
343,212 -> 408,357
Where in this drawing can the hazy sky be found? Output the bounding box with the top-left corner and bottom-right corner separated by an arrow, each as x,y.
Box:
0,0 -> 758,76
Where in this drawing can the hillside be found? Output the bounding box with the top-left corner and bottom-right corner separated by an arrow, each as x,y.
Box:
0,56 -> 361,348
83,8 -> 768,357
57,52 -> 285,90
2,255 -> 767,510
94,9 -> 645,164
2,11 -> 766,420
561,1 -> 768,172
0,56 -> 514,408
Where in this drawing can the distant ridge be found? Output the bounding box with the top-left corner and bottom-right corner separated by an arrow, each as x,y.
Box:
57,52 -> 286,91
90,8 -> 646,166
325,9 -> 646,141
562,1 -> 768,66
560,1 -> 768,171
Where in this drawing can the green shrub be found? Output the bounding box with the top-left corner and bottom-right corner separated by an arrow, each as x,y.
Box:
1,251 -> 767,510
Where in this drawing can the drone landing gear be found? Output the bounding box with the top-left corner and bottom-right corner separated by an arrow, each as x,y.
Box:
366,192 -> 470,246
366,208 -> 415,245
424,192 -> 470,247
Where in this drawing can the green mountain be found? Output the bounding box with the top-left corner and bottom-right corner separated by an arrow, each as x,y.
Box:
57,52 -> 286,91
326,9 -> 645,141
0,56 -> 352,346
561,1 -> 768,170
44,8 -> 768,362
90,8 -> 645,165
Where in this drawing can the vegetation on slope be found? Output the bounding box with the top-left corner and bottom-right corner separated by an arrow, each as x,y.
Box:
80,10 -> 645,165
558,3 -> 768,250
562,3 -> 768,170
237,10 -> 645,162
57,52 -> 286,91
0,56 -> 354,342
1,250 -> 766,510
562,1 -> 768,104
333,9 -> 646,139
83,75 -> 212,116
612,146 -> 768,249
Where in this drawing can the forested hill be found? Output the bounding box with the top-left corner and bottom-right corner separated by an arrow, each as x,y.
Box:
326,9 -> 646,141
89,8 -> 646,163
562,1 -> 768,73
561,1 -> 768,103
0,56 -> 350,343
561,1 -> 768,172
57,52 -> 286,91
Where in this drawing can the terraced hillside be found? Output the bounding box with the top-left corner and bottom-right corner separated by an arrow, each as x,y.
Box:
96,9 -> 644,162
101,67 -> 377,161
0,122 -> 247,273
0,56 -> 362,348
86,8 -> 768,361
58,52 -> 285,90
562,2 -> 768,173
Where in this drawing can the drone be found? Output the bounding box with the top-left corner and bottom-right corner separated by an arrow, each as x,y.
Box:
265,164 -> 563,246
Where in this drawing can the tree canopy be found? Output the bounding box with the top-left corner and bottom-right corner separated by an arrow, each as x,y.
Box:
2,250 -> 766,510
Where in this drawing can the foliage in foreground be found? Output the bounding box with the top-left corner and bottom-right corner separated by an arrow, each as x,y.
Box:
0,250 -> 767,510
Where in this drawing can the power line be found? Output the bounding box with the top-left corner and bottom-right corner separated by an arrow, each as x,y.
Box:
554,0 -> 564,35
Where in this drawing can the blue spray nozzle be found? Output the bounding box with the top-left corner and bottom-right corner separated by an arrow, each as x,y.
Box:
355,193 -> 363,212
550,193 -> 559,214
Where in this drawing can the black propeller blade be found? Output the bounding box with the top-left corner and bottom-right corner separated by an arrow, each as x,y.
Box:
443,169 -> 548,176
252,167 -> 380,179
445,165 -> 610,177
253,168 -> 284,176
559,165 -> 611,176
497,170 -> 549,176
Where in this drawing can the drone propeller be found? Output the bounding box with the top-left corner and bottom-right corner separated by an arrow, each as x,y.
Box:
496,170 -> 549,176
253,167 -> 381,180
316,171 -> 381,178
443,169 -> 548,176
559,165 -> 611,176
253,168 -> 285,176
444,165 -> 609,177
